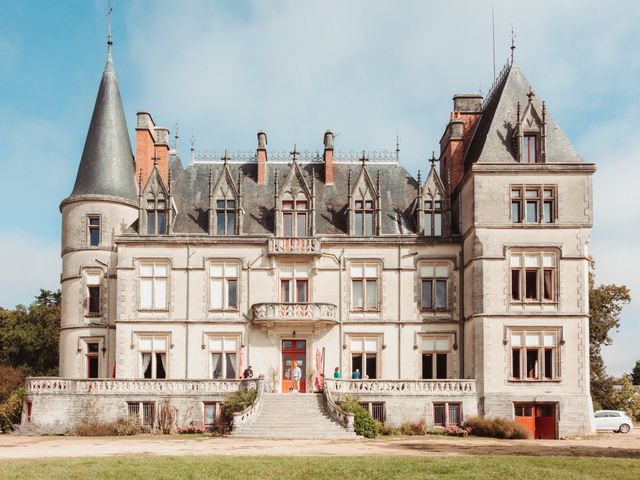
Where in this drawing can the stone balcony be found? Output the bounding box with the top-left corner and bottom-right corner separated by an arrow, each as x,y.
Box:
251,302 -> 337,325
323,379 -> 477,395
24,377 -> 260,396
267,237 -> 321,255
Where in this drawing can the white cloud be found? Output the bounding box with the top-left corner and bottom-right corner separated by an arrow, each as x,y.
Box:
0,232 -> 60,308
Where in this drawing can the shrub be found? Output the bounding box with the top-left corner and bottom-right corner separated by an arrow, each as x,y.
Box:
223,388 -> 257,425
379,423 -> 400,436
464,416 -> 530,440
0,386 -> 24,433
339,400 -> 379,438
157,399 -> 177,434
399,421 -> 413,435
75,417 -> 144,436
177,424 -> 207,434
443,426 -> 471,437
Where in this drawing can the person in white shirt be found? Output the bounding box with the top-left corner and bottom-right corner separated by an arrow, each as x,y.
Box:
292,361 -> 302,392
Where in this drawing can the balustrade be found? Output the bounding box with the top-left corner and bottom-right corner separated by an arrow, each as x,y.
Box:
323,379 -> 476,395
251,302 -> 337,323
267,237 -> 321,255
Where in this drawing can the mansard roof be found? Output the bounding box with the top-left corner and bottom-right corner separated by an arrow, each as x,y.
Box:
168,156 -> 420,236
68,49 -> 137,202
464,65 -> 583,168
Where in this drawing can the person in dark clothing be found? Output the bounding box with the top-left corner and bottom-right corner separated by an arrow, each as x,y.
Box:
242,365 -> 254,378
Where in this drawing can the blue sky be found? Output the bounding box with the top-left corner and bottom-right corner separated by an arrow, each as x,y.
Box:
0,0 -> 638,376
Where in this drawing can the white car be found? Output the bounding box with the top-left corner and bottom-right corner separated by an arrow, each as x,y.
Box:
594,410 -> 634,433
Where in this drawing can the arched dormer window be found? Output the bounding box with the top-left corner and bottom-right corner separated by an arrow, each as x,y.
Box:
209,159 -> 242,236
282,193 -> 308,237
417,161 -> 448,237
275,154 -> 314,238
147,192 -> 167,235
515,89 -> 547,164
348,161 -> 380,236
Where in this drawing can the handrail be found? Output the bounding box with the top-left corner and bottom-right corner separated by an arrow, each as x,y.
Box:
322,385 -> 355,432
323,378 -> 477,395
24,377 -> 260,395
231,377 -> 266,431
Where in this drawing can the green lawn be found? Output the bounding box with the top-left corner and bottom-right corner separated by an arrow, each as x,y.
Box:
0,456 -> 639,480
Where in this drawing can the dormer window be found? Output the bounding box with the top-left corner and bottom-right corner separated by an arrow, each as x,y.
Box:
522,134 -> 538,164
282,198 -> 307,237
354,199 -> 374,236
216,199 -> 236,235
424,199 -> 442,236
146,193 -> 167,235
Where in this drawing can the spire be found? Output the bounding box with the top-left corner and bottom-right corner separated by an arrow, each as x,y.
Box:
68,14 -> 137,203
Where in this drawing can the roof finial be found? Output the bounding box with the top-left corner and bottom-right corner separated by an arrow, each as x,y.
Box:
290,144 -> 300,163
510,24 -> 516,66
395,131 -> 400,161
174,122 -> 180,150
526,86 -> 535,103
359,151 -> 368,168
107,0 -> 113,56
429,151 -> 438,167
152,147 -> 159,167
222,149 -> 230,165
417,169 -> 422,186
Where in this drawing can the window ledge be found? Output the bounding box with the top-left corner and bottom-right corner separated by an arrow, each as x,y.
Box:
508,379 -> 562,384
138,309 -> 170,313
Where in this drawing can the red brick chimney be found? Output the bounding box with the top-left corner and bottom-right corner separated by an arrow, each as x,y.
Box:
257,131 -> 268,185
323,130 -> 334,185
439,94 -> 482,192
136,112 -> 169,188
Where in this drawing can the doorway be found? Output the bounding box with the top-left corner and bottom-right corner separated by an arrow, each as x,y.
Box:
514,403 -> 557,439
282,339 -> 306,393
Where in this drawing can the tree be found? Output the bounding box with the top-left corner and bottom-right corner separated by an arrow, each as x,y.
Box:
588,260 -> 631,409
0,289 -> 61,376
631,360 -> 640,386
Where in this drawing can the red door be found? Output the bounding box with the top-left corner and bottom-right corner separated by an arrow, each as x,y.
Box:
514,403 -> 535,438
514,403 -> 557,439
535,404 -> 557,439
282,340 -> 306,393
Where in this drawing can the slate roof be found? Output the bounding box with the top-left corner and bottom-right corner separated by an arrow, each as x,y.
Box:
464,65 -> 583,168
168,158 -> 421,236
67,48 -> 138,202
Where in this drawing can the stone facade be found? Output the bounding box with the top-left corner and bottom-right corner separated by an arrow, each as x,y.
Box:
22,42 -> 596,438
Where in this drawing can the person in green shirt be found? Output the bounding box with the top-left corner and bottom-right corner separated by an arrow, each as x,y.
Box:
333,367 -> 340,378
352,368 -> 361,379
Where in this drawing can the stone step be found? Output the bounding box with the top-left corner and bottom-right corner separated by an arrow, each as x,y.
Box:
231,394 -> 355,439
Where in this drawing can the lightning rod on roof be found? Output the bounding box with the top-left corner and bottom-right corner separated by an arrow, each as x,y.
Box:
492,6 -> 496,82
510,24 -> 516,66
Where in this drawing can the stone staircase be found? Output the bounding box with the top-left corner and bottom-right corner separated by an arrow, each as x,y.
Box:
231,393 -> 358,439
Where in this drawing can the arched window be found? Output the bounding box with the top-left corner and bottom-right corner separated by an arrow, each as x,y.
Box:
147,193 -> 167,235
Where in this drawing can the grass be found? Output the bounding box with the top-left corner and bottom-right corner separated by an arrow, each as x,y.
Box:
0,456 -> 639,480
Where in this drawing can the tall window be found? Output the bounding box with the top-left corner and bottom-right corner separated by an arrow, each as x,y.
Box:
420,264 -> 448,311
421,336 -> 450,379
424,199 -> 442,236
350,336 -> 380,379
282,198 -> 308,237
139,262 -> 168,310
280,264 -> 309,303
208,336 -> 238,379
351,263 -> 378,311
204,402 -> 223,427
521,134 -> 538,163
510,331 -> 559,381
510,251 -> 557,303
86,272 -> 101,316
146,193 -> 167,235
86,341 -> 100,378
511,186 -> 556,224
88,215 -> 101,246
216,199 -> 236,235
128,401 -> 155,426
354,199 -> 374,236
139,336 -> 167,379
209,262 -> 238,310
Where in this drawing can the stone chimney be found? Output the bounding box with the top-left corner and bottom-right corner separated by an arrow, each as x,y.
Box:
136,112 -> 170,188
323,130 -> 334,185
257,131 -> 268,185
439,94 -> 482,192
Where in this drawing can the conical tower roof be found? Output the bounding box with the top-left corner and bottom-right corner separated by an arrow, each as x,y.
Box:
464,65 -> 583,168
68,47 -> 137,202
